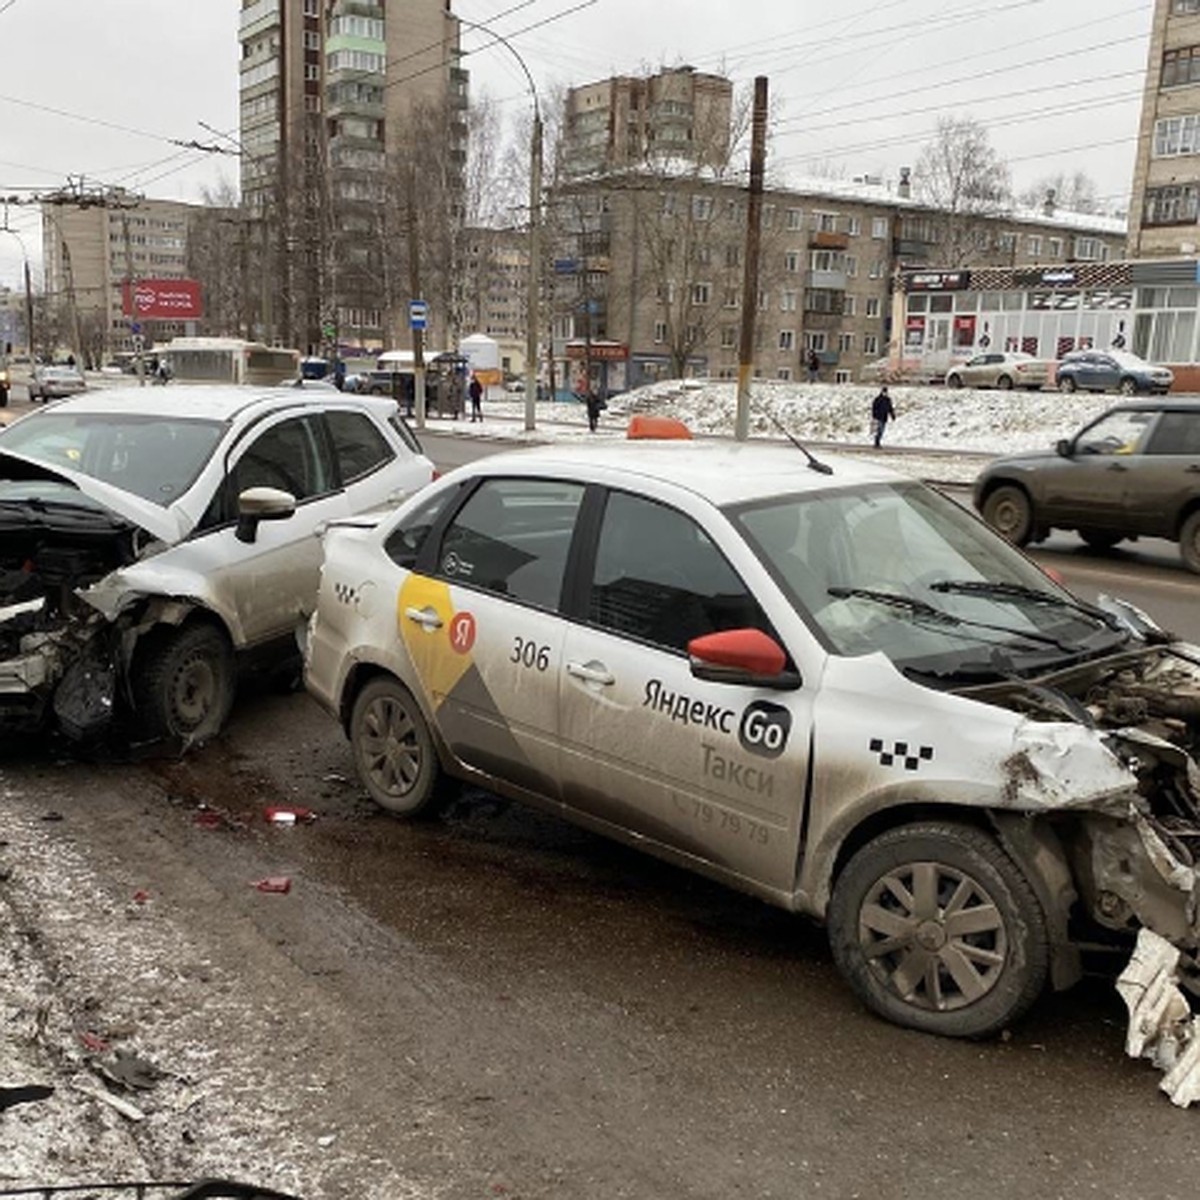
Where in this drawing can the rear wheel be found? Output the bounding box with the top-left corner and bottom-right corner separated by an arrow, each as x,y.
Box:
1181,511 -> 1200,574
828,822 -> 1048,1038
982,484 -> 1033,546
997,374 -> 1014,391
1058,375 -> 1077,394
947,374 -> 963,389
132,623 -> 236,744
1119,376 -> 1138,396
350,676 -> 448,817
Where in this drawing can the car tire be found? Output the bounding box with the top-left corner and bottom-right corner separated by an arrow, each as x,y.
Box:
1119,377 -> 1139,396
997,375 -> 1013,391
132,622 -> 236,744
1181,511 -> 1200,574
828,821 -> 1049,1038
1080,529 -> 1122,551
350,676 -> 447,817
1058,376 -> 1077,394
981,484 -> 1033,546
947,374 -> 963,389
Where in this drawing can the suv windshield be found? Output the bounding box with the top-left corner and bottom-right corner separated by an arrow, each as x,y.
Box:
733,482 -> 1127,680
0,411 -> 224,506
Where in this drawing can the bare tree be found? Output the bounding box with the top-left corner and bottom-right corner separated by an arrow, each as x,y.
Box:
187,180 -> 245,338
915,117 -> 1011,266
1019,170 -> 1100,214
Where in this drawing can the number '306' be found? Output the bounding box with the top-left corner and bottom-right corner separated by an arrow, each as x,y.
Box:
511,637 -> 551,672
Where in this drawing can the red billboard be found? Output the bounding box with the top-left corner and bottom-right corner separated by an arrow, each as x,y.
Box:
122,278 -> 203,321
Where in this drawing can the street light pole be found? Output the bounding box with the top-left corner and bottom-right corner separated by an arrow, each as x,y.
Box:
458,18 -> 542,430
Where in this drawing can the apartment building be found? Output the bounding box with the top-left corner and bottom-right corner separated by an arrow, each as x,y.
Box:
460,226 -> 528,376
1129,0 -> 1200,257
563,67 -> 734,178
238,0 -> 467,353
40,190 -> 196,359
551,174 -> 1125,393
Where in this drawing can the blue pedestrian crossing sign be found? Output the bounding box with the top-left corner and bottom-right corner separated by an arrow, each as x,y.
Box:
409,300 -> 428,331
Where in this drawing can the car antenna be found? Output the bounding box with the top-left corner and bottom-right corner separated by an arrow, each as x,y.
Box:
761,406 -> 833,475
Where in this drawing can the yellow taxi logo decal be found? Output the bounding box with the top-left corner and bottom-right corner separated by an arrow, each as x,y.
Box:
397,575 -> 474,710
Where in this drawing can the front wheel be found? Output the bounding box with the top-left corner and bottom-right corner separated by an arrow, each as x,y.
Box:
350,676 -> 447,816
1119,377 -> 1138,396
1181,510 -> 1200,574
828,822 -> 1049,1038
1058,376 -> 1077,394
132,623 -> 236,744
982,484 -> 1033,546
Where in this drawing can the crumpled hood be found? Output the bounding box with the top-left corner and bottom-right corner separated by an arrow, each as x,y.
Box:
0,450 -> 187,545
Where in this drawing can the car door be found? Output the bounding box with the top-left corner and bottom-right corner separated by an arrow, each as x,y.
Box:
1127,410 -> 1200,536
400,476 -> 585,798
960,355 -> 988,386
322,406 -> 428,513
1090,353 -> 1121,392
556,488 -> 813,894
184,411 -> 349,646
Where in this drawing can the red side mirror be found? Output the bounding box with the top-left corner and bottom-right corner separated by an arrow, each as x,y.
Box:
687,628 -> 787,676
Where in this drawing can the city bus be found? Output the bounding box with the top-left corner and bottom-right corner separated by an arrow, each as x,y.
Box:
157,338 -> 301,386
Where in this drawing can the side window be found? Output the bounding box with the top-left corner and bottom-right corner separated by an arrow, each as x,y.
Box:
588,491 -> 769,654
388,412 -> 422,455
1145,411 -> 1200,455
436,478 -> 584,610
384,486 -> 457,570
230,415 -> 330,501
325,410 -> 395,483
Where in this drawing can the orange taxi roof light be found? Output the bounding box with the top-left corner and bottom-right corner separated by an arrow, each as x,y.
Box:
626,415 -> 693,440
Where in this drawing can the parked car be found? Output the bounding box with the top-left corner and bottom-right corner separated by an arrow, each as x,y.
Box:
305,435 -> 1200,1039
975,399 -> 1200,571
28,363 -> 86,402
0,385 -> 433,743
945,351 -> 1050,391
1055,349 -> 1173,395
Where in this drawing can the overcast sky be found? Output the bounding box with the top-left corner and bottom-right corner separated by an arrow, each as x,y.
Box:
0,0 -> 1153,290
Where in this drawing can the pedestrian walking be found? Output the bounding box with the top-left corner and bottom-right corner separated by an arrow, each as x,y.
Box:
806,348 -> 820,383
468,373 -> 483,422
585,389 -> 603,433
870,385 -> 896,448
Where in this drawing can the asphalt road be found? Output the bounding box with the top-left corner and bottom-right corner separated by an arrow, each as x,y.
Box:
5,423 -> 1200,1198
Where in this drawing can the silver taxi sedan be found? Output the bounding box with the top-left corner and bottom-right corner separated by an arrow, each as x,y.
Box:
305,438 -> 1200,1038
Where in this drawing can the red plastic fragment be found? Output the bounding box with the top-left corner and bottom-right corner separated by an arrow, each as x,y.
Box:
132,889 -> 151,904
79,1031 -> 110,1053
194,809 -> 224,829
252,876 -> 292,894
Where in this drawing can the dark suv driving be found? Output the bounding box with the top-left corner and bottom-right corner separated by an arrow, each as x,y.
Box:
974,400 -> 1200,572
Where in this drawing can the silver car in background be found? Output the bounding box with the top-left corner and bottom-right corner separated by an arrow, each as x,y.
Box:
945,352 -> 1050,391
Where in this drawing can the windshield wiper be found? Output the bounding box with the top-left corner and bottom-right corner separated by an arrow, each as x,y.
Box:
929,579 -> 1122,630
827,586 -> 1078,651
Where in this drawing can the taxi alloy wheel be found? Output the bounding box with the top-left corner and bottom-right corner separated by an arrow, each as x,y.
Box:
351,676 -> 443,816
828,822 -> 1048,1038
982,485 -> 1033,546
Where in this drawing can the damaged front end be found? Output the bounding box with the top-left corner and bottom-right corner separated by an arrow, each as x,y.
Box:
976,643 -> 1200,1100
0,501 -> 155,738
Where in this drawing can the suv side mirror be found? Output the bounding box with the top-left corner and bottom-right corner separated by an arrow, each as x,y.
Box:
1055,438 -> 1073,458
235,486 -> 296,543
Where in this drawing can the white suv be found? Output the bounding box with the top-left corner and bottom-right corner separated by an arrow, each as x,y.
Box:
0,383 -> 433,743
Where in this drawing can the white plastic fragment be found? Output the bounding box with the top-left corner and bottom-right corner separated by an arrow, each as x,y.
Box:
74,1082 -> 146,1122
1117,928 -> 1200,1107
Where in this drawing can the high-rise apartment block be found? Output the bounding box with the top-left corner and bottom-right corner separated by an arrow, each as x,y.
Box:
238,0 -> 467,352
563,67 -> 734,177
1129,0 -> 1200,257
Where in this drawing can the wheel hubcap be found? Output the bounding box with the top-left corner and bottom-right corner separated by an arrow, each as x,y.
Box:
993,499 -> 1023,537
361,697 -> 420,797
858,860 -> 1007,1011
171,658 -> 216,730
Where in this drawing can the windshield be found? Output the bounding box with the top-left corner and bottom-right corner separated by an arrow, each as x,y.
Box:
733,482 -> 1127,681
0,411 -> 223,506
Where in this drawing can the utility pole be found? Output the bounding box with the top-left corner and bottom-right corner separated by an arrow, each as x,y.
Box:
735,76 -> 769,442
118,207 -> 146,386
23,260 -> 34,358
524,111 -> 543,431
407,172 -> 426,431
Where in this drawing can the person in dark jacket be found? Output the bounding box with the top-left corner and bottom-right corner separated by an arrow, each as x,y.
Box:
871,386 -> 896,448
468,374 -> 483,422
806,348 -> 820,382
585,389 -> 603,433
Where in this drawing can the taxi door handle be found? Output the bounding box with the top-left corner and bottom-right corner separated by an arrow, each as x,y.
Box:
1106,462 -> 1128,471
1186,464 -> 1200,474
405,605 -> 443,630
566,660 -> 614,686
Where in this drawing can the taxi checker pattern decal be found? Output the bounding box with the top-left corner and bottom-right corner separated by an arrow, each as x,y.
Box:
396,574 -> 535,776
870,738 -> 935,771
